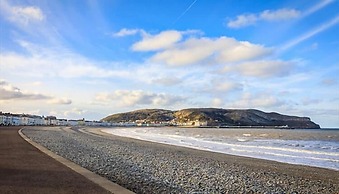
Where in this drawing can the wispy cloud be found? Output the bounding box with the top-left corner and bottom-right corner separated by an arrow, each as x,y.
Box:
281,15 -> 339,51
302,0 -> 334,17
0,41 -> 130,79
112,28 -> 144,37
260,9 -> 300,21
224,60 -> 296,78
227,8 -> 300,28
227,1 -> 335,29
0,0 -> 44,26
228,92 -> 285,109
211,81 -> 243,93
95,90 -> 186,107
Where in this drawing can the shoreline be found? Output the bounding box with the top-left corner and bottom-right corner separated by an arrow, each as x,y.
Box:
24,126 -> 339,193
98,126 -> 339,171
89,127 -> 339,175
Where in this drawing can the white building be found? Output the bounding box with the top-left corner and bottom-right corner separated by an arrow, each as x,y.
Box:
0,113 -> 12,125
56,119 -> 68,126
11,115 -> 21,126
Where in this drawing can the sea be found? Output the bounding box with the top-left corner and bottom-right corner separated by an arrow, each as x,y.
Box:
101,127 -> 339,171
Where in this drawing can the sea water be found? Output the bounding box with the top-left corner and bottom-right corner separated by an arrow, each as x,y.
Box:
101,127 -> 339,171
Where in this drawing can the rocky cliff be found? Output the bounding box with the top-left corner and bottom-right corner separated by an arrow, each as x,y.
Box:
101,108 -> 320,129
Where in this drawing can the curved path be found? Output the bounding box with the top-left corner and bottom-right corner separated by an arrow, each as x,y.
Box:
0,126 -> 131,194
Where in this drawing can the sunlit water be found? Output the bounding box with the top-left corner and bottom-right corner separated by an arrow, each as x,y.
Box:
101,127 -> 339,171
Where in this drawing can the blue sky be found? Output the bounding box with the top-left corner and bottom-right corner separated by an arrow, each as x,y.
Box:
0,0 -> 338,127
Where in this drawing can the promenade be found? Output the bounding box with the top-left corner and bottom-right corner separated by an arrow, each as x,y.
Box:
0,126 -> 110,194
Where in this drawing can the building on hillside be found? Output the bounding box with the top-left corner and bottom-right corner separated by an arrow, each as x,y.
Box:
193,120 -> 208,127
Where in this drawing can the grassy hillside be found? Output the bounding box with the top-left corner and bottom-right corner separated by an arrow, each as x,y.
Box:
101,108 -> 320,129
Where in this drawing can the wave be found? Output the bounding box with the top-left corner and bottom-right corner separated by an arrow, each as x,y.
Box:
102,127 -> 339,171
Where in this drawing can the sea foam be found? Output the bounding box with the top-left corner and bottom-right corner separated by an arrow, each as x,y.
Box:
102,127 -> 339,171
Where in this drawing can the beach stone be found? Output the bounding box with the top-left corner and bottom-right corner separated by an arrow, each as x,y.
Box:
23,127 -> 339,194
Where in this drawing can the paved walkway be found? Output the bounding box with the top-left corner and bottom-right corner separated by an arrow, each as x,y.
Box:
0,126 -> 111,194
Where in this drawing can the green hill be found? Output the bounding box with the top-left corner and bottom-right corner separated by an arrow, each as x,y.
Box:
101,108 -> 320,129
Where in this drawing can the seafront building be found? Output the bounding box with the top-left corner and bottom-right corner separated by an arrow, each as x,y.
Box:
0,112 -> 111,127
1,111 -> 210,127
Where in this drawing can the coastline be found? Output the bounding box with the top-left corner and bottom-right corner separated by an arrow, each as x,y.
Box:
23,126 -> 339,193
89,127 -> 339,191
90,127 -> 339,173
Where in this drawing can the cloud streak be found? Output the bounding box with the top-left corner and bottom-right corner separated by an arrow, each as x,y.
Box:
281,15 -> 339,51
227,8 -> 300,28
172,0 -> 198,25
302,0 -> 334,17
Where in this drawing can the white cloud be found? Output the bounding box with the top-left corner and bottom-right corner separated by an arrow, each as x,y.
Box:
95,90 -> 185,107
224,60 -> 295,78
260,9 -> 300,21
321,78 -> 337,86
145,35 -> 271,66
227,14 -> 258,28
0,80 -> 50,100
229,93 -> 285,109
302,98 -> 321,106
0,80 -> 73,105
48,98 -> 72,105
64,108 -> 87,117
112,28 -> 144,37
59,64 -> 129,78
214,82 -> 243,92
217,40 -> 271,63
132,30 -> 183,51
227,8 -> 300,28
0,42 -> 130,79
152,77 -> 182,86
0,0 -> 44,26
211,98 -> 224,107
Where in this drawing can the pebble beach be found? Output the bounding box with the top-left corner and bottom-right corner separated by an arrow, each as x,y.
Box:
23,127 -> 339,194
